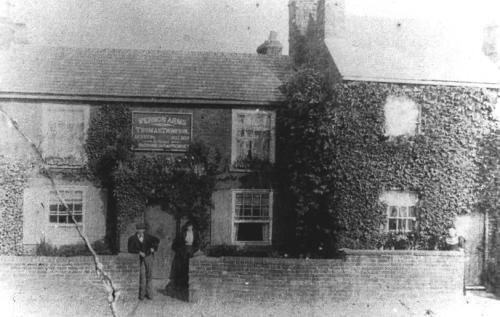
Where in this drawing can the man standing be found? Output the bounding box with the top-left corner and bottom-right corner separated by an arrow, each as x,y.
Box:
128,223 -> 160,300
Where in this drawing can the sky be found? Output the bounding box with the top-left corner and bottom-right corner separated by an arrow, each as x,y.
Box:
3,0 -> 500,54
5,0 -> 289,53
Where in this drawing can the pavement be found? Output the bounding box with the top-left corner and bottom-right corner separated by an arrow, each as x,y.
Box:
1,278 -> 500,317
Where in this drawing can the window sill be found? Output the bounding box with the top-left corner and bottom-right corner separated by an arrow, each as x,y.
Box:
231,241 -> 272,246
48,223 -> 83,228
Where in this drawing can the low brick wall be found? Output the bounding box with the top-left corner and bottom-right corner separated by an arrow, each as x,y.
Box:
190,250 -> 465,303
0,254 -> 140,293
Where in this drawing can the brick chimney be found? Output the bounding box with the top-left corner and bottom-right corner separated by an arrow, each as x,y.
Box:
257,31 -> 283,56
288,0 -> 344,59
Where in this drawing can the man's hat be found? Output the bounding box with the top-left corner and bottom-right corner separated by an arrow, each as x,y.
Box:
136,223 -> 147,230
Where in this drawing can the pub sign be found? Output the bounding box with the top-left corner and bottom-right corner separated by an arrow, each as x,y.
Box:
132,112 -> 192,151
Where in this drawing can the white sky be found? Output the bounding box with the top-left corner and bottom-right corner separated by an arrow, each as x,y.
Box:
5,0 -> 289,53
3,0 -> 499,54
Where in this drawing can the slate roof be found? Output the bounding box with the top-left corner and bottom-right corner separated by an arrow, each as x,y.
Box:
0,46 -> 291,104
324,12 -> 500,87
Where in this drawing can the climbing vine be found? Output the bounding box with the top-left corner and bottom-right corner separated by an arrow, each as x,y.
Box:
279,68 -> 499,251
85,105 -> 221,248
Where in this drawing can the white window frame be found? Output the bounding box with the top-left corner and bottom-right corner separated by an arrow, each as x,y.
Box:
47,186 -> 87,228
231,109 -> 276,170
380,191 -> 418,233
41,104 -> 89,166
231,189 -> 273,245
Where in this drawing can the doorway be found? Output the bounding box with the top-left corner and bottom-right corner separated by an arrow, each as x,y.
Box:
144,205 -> 177,279
456,212 -> 487,288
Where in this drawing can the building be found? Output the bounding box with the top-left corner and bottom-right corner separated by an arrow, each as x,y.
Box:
0,32 -> 291,276
288,0 -> 500,290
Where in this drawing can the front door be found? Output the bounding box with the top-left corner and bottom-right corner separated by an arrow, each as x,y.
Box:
145,205 -> 177,279
456,212 -> 486,287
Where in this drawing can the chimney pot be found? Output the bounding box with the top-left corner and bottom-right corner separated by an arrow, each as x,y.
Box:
257,31 -> 283,56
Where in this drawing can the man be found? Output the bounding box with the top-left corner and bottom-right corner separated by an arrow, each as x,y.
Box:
128,223 -> 160,300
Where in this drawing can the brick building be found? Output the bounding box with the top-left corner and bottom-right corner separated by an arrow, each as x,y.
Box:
0,33 -> 290,275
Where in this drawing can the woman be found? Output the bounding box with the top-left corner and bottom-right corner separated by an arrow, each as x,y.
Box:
166,221 -> 199,300
445,227 -> 465,251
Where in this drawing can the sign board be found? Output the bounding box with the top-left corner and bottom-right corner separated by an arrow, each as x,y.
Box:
132,112 -> 192,151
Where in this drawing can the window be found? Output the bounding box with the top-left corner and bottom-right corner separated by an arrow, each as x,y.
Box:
48,189 -> 84,225
380,191 -> 418,233
384,96 -> 421,137
231,109 -> 275,169
41,105 -> 89,166
232,190 -> 273,244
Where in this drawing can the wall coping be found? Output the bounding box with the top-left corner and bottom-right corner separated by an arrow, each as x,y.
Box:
192,249 -> 464,264
0,249 -> 463,264
0,253 -> 137,263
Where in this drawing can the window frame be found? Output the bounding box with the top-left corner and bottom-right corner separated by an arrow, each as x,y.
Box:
231,189 -> 273,245
231,109 -> 276,171
47,186 -> 87,228
41,104 -> 89,167
380,191 -> 419,233
385,205 -> 417,233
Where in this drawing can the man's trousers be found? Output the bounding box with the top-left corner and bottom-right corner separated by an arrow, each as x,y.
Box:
139,254 -> 154,299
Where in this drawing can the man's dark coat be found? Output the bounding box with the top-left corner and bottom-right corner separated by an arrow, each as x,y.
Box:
128,233 -> 160,256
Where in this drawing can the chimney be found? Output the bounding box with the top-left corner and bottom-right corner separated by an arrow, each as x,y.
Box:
257,31 -> 283,56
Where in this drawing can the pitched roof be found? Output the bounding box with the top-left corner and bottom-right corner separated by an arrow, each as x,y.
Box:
0,46 -> 291,104
324,11 -> 500,87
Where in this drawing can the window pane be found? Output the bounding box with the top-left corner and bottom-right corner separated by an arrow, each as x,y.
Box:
399,206 -> 408,217
74,215 -> 82,223
397,219 -> 406,231
408,206 -> 416,217
236,223 -> 264,241
407,219 -> 415,231
49,204 -> 58,212
74,204 -> 82,212
388,219 -> 397,230
49,215 -> 57,223
58,215 -> 68,223
389,206 -> 398,217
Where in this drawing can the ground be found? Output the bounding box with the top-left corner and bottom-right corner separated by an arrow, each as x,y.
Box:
1,278 -> 500,317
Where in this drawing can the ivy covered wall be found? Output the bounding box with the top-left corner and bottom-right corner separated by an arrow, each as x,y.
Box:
330,82 -> 498,248
279,69 -> 499,251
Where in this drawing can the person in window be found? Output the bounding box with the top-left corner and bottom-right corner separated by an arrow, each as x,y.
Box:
166,221 -> 199,301
445,227 -> 465,251
127,223 -> 160,300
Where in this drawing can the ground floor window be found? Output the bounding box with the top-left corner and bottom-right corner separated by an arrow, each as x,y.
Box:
232,189 -> 272,244
49,189 -> 84,224
380,190 -> 418,233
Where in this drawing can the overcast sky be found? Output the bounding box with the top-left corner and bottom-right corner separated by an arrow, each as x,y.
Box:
4,0 -> 500,54
7,0 -> 289,53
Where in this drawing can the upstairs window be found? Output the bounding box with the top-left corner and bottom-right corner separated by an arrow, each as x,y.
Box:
41,105 -> 89,166
380,191 -> 418,233
232,190 -> 273,244
49,189 -> 84,225
231,109 -> 275,169
384,96 -> 421,137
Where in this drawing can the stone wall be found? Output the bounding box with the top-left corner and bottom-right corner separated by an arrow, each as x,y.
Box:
190,250 -> 465,303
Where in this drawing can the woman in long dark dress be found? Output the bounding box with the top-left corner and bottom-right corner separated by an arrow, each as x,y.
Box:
166,221 -> 198,301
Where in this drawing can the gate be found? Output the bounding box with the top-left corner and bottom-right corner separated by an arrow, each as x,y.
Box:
456,212 -> 486,288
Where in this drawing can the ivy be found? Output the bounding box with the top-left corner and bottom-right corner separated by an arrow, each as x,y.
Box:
85,105 -> 221,248
279,68 -> 499,252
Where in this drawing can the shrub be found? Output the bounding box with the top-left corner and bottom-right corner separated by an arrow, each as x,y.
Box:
34,239 -> 115,256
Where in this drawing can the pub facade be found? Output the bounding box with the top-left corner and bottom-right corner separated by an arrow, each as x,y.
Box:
0,37 -> 290,267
